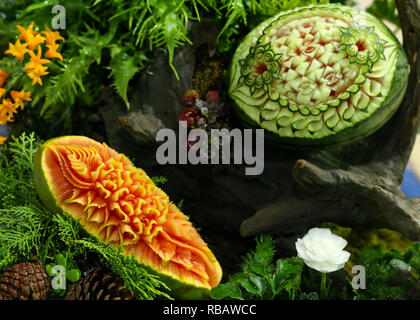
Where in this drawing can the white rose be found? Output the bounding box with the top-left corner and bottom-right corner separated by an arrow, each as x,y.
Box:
295,227 -> 351,273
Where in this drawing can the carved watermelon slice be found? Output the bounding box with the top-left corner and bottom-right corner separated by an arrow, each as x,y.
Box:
33,136 -> 222,299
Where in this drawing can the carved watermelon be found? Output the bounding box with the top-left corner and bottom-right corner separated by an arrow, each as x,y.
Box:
228,4 -> 409,147
33,136 -> 222,299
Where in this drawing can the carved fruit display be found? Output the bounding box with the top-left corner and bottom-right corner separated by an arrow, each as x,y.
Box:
33,136 -> 223,299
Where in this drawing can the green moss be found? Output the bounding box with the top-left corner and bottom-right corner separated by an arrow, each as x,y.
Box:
319,222 -> 413,274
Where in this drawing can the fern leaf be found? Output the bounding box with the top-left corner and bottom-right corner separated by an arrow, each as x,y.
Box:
40,56 -> 91,117
109,51 -> 143,109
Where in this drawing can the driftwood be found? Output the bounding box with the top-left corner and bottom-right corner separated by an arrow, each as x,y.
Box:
101,0 -> 420,249
241,0 -> 420,240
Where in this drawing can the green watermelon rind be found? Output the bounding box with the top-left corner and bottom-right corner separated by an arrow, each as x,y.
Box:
228,5 -> 410,148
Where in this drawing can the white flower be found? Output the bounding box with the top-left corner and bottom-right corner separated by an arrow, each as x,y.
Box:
295,228 -> 351,273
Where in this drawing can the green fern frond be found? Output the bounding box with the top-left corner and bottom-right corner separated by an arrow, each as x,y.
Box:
109,50 -> 148,109
75,239 -> 172,300
0,56 -> 23,75
40,57 -> 90,118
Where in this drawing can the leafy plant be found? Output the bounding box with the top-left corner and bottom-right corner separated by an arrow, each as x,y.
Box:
211,235 -> 305,300
352,244 -> 420,300
211,234 -> 420,300
0,0 -> 336,134
151,176 -> 168,186
46,252 -> 81,296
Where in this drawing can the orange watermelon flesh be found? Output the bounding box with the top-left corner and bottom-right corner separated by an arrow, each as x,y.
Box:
33,136 -> 222,297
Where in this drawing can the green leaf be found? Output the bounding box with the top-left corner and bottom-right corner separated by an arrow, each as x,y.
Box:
52,288 -> 66,297
271,271 -> 285,295
237,278 -> 260,295
176,199 -> 184,211
276,257 -> 304,275
151,176 -> 168,186
210,283 -> 243,300
46,263 -> 55,277
66,269 -> 81,282
242,235 -> 276,278
250,276 -> 268,298
55,253 -> 67,268
230,272 -> 247,282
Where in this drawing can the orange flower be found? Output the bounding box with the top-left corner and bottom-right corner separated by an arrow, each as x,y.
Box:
45,43 -> 63,61
10,90 -> 31,110
0,70 -> 8,88
0,98 -> 17,125
17,21 -> 45,51
0,136 -> 7,145
5,40 -> 29,61
0,88 -> 6,99
26,64 -> 49,86
17,21 -> 36,40
25,47 -> 51,71
41,27 -> 64,46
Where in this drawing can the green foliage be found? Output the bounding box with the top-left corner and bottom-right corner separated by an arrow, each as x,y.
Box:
151,176 -> 168,186
109,49 -> 148,109
73,239 -> 172,300
46,253 -> 81,296
0,132 -> 170,300
176,198 -> 185,211
404,243 -> 420,273
241,234 -> 276,277
0,0 -> 335,128
367,0 -> 400,28
211,235 -> 420,301
0,133 -> 52,269
352,244 -> 420,300
211,235 -> 305,300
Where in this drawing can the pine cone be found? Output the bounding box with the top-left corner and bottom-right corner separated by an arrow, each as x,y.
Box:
65,266 -> 135,300
0,262 -> 50,300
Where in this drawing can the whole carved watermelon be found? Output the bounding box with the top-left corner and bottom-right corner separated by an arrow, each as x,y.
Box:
228,4 -> 409,146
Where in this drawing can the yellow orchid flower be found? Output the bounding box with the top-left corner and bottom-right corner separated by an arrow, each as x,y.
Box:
45,43 -> 63,61
5,40 -> 29,61
25,47 -> 51,71
10,90 -> 31,110
0,88 -> 6,99
0,70 -> 8,88
0,98 -> 17,124
16,21 -> 45,50
17,21 -> 45,51
17,21 -> 36,40
0,136 -> 7,145
41,27 -> 65,46
26,64 -> 49,86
